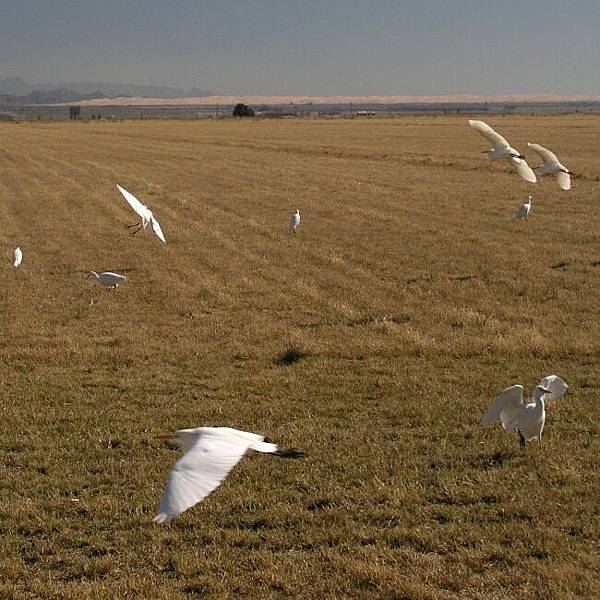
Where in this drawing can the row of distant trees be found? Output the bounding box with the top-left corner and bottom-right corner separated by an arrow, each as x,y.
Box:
68,103 -> 256,119
232,103 -> 254,117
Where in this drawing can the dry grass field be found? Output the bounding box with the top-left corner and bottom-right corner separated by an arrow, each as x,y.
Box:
1,115 -> 600,599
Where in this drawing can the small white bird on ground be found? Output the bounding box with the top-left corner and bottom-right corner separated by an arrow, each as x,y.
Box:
117,184 -> 166,243
515,196 -> 532,221
468,120 -> 537,183
154,427 -> 304,524
88,271 -> 127,290
480,375 -> 568,446
12,247 -> 22,268
288,209 -> 301,233
527,143 -> 572,191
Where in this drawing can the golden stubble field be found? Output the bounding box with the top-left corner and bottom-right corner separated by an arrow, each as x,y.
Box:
1,115 -> 599,599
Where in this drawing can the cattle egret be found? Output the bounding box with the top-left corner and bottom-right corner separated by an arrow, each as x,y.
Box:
515,196 -> 532,221
117,185 -> 166,243
12,247 -> 22,268
527,143 -> 572,191
88,271 -> 127,290
289,209 -> 300,233
154,427 -> 304,524
469,120 -> 537,183
481,375 -> 568,446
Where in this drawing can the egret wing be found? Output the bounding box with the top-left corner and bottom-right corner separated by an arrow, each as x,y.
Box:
154,433 -> 251,524
537,375 -> 568,401
213,427 -> 265,444
151,217 -> 166,243
117,185 -> 148,218
481,385 -> 524,427
469,120 -> 511,150
527,143 -> 561,167
556,170 -> 571,191
509,156 -> 537,183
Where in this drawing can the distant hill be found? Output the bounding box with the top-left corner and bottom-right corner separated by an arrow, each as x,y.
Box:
0,77 -> 215,102
0,88 -> 107,105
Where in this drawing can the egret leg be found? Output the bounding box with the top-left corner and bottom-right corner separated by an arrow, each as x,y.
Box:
124,222 -> 143,235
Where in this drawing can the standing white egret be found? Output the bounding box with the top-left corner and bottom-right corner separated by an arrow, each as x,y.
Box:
468,120 -> 537,183
117,185 -> 166,243
527,143 -> 572,191
12,247 -> 22,268
87,271 -> 127,291
154,427 -> 304,524
515,196 -> 532,221
480,375 -> 568,446
288,209 -> 301,233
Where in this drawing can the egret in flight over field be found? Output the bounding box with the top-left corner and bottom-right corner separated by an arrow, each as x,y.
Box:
88,271 -> 127,291
154,427 -> 304,524
468,120 -> 537,183
289,209 -> 301,233
515,196 -> 532,221
480,375 -> 568,446
527,143 -> 572,191
117,185 -> 166,243
12,247 -> 22,268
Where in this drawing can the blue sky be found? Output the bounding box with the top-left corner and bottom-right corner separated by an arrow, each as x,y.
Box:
2,0 -> 600,95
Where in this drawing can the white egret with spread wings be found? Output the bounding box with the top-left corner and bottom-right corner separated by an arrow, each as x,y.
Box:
481,375 -> 568,446
527,143 -> 572,190
117,185 -> 166,243
468,120 -> 537,183
154,427 -> 304,524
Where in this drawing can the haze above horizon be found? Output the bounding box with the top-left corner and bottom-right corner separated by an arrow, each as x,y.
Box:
2,0 -> 600,96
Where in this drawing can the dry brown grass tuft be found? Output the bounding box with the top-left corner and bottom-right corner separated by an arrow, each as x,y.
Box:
1,115 -> 600,598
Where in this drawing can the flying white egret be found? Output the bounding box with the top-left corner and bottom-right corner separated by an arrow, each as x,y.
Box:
87,271 -> 127,290
480,375 -> 568,446
288,209 -> 300,233
515,196 -> 532,221
117,185 -> 166,243
527,143 -> 572,191
12,247 -> 22,268
154,427 -> 304,524
468,120 -> 537,183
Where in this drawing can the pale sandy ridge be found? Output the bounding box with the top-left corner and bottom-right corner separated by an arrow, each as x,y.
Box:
56,93 -> 600,107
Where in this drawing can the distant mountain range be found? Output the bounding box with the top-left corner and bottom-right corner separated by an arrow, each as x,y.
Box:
0,77 -> 215,104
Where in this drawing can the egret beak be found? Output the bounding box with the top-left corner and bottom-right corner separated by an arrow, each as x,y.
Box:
156,434 -> 175,441
538,387 -> 553,395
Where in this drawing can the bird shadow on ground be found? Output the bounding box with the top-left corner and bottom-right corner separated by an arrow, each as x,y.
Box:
274,346 -> 307,366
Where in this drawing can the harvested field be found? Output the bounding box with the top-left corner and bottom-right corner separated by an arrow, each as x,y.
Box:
1,115 -> 599,599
